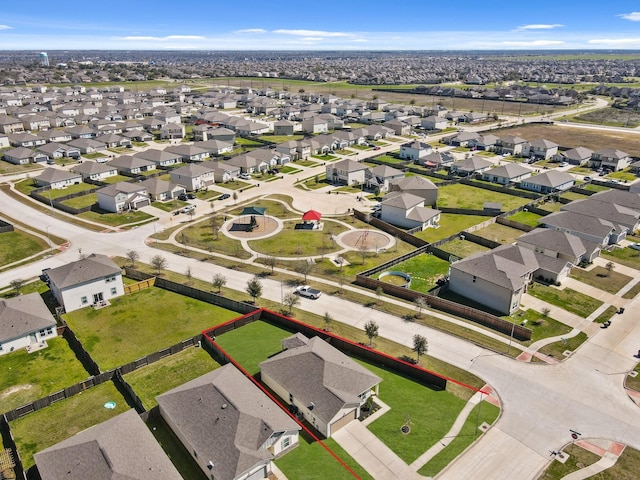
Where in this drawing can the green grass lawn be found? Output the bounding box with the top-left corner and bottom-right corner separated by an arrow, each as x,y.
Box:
418,401 -> 500,477
506,211 -> 543,227
15,180 -> 95,199
373,154 -> 406,165
436,184 -> 531,211
560,191 -> 589,202
311,154 -> 339,161
63,288 -> 239,371
235,137 -> 263,147
249,220 -> 347,257
0,337 -> 90,414
123,346 -> 221,410
439,239 -> 490,259
602,247 -> 640,270
378,254 -> 449,293
536,201 -> 564,213
540,445 -> 640,480
474,223 -> 525,244
227,199 -> 300,219
0,159 -> 42,175
622,281 -> 640,299
151,199 -> 189,212
101,174 -> 133,184
84,152 -> 108,160
606,169 -> 637,182
536,332 -> 588,360
538,445 -> 601,480
276,432 -> 373,480
10,381 -> 129,469
78,209 -> 155,227
258,134 -> 304,143
593,306 -> 618,324
528,284 -> 603,318
569,266 -> 632,295
60,192 -> 97,209
508,309 -> 572,344
0,230 -> 48,267
413,214 -> 493,243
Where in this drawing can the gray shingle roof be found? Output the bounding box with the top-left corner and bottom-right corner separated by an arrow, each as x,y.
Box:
523,170 -> 574,188
517,228 -> 586,259
158,364 -> 298,480
46,253 -> 121,290
35,409 -> 182,480
259,336 -> 381,426
0,292 -> 56,343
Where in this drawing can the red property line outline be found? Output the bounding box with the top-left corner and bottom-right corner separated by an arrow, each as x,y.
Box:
201,308 -> 489,479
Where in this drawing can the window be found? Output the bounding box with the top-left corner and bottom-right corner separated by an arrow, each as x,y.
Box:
46,327 -> 53,335
282,437 -> 290,449
110,287 -> 117,295
81,296 -> 88,305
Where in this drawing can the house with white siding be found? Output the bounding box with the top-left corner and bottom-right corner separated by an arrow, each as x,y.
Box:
0,293 -> 57,356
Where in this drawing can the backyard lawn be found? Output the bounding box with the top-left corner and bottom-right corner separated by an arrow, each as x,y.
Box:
413,214 -> 493,243
377,254 -> 449,293
0,337 -> 90,414
439,239 -> 490,259
0,230 -> 48,267
527,284 -> 603,318
63,288 -> 239,370
506,211 -> 543,227
60,193 -> 97,209
10,381 -> 129,469
123,346 -> 221,410
436,184 -> 531,211
474,223 -> 525,244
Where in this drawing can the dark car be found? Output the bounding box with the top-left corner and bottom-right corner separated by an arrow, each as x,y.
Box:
187,193 -> 196,199
219,193 -> 231,200
178,193 -> 188,201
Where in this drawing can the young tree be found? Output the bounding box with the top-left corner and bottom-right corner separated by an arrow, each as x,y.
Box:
150,255 -> 167,275
264,256 -> 277,275
364,320 -> 379,347
414,297 -> 428,318
283,292 -> 300,315
323,312 -> 333,330
376,286 -> 384,304
185,266 -> 192,284
233,192 -> 238,204
294,260 -> 314,282
210,215 -> 221,240
605,261 -> 615,277
212,273 -> 227,293
9,278 -> 25,295
246,276 -> 263,304
126,249 -> 139,267
412,334 -> 429,363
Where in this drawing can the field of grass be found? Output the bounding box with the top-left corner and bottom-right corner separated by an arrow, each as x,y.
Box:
606,169 -> 637,182
539,445 -> 640,480
560,191 -> 589,202
0,337 -> 90,414
63,288 -> 239,370
510,309 -> 572,344
506,211 -> 544,227
249,220 -> 346,257
0,230 -> 48,267
538,445 -> 601,480
536,332 -> 588,360
572,107 -> 640,128
123,346 -> 220,410
474,223 -> 525,244
0,159 -> 42,175
10,381 -> 129,469
258,133 -> 305,143
414,214 -> 493,243
439,239 -> 491,259
593,306 -> 619,324
437,184 -> 530,211
622,281 -> 640,299
569,266 -> 632,295
60,192 -> 97,209
377,254 -> 449,293
527,284 -> 603,318
490,124 -> 640,157
78,209 -> 155,227
602,247 -> 640,270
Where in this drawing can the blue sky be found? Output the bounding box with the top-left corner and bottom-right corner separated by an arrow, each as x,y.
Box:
3,1 -> 640,50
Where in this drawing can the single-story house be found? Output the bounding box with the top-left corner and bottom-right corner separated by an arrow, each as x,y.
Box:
33,168 -> 82,189
560,198 -> 640,234
379,191 -> 441,230
170,163 -> 215,191
97,182 -> 150,213
449,156 -> 493,176
71,161 -> 118,181
134,148 -> 183,167
194,139 -> 234,156
158,363 -> 300,480
67,138 -> 107,154
47,253 -> 124,312
35,409 -> 182,480
540,211 -> 625,246
553,146 -> 593,166
166,144 -> 210,162
418,151 -> 455,168
3,146 -> 49,165
517,228 -> 600,266
260,335 -> 380,438
482,163 -> 532,185
106,155 -> 156,175
0,293 -> 57,356
520,170 -> 575,193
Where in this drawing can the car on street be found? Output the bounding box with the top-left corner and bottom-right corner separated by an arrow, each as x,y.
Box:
584,176 -> 592,182
181,205 -> 196,214
559,162 -> 569,167
373,146 -> 381,150
294,285 -> 322,299
219,193 -> 230,200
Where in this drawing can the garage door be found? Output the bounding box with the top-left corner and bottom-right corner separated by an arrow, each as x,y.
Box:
330,410 -> 357,435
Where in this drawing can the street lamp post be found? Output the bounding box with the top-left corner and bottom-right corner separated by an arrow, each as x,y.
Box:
45,226 -> 52,254
507,314 -> 517,356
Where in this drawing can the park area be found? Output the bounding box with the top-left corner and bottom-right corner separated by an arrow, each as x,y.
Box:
62,287 -> 239,371
215,319 -> 499,479
377,254 -> 450,292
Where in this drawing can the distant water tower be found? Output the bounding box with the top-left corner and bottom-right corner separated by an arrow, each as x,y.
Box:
40,52 -> 49,67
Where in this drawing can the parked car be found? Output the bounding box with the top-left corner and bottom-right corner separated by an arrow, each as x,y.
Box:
373,146 -> 381,150
178,193 -> 188,201
559,162 -> 569,167
219,193 -> 230,200
239,173 -> 251,180
181,205 -> 196,214
187,193 -> 196,200
294,285 -> 322,299
584,176 -> 592,182
630,243 -> 640,251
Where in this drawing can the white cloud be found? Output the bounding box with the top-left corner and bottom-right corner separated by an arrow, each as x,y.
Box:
301,37 -> 323,42
273,29 -> 355,38
618,12 -> 640,21
234,28 -> 267,33
120,35 -> 205,42
502,40 -> 565,46
0,25 -> 13,30
518,24 -> 564,30
588,37 -> 640,45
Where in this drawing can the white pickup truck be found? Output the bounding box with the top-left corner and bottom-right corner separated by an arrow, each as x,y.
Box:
294,285 -> 322,299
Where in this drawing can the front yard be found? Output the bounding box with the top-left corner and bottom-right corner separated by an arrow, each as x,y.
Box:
569,266 -> 632,295
63,287 -> 239,370
527,284 -> 603,318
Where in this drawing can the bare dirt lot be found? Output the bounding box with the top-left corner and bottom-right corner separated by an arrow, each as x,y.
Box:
490,124 -> 640,156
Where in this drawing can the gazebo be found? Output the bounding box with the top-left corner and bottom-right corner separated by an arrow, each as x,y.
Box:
240,206 -> 267,231
302,210 -> 322,222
